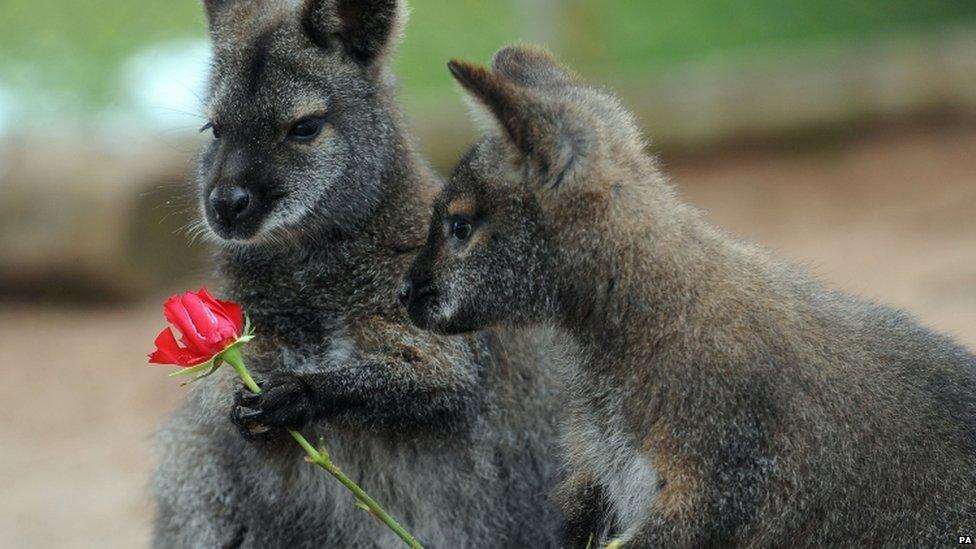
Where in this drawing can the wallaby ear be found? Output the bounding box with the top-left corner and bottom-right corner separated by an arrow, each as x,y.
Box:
490,45 -> 576,89
448,59 -> 583,189
448,60 -> 525,148
302,0 -> 402,64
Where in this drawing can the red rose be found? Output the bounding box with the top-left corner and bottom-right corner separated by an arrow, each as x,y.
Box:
149,287 -> 244,367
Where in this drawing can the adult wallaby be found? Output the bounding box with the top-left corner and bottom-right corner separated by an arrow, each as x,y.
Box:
152,4 -> 566,548
402,45 -> 976,547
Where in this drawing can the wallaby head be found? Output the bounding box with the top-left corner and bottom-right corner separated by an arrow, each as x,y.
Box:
401,137 -> 548,334
197,0 -> 406,244
403,45 -> 656,334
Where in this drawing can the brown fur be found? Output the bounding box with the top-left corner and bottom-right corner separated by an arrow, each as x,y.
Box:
404,45 -> 976,547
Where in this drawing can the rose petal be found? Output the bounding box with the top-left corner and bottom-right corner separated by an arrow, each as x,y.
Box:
148,328 -> 211,367
197,287 -> 244,337
148,327 -> 181,364
163,294 -> 212,356
217,300 -> 244,334
182,293 -> 219,340
196,286 -> 222,313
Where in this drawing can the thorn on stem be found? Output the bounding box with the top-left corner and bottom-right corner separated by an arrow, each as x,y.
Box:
355,500 -> 381,523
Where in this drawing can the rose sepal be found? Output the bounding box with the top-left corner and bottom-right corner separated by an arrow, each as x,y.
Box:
165,356 -> 222,380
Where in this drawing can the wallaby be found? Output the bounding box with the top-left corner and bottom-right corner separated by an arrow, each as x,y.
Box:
152,4 -> 567,548
402,45 -> 976,547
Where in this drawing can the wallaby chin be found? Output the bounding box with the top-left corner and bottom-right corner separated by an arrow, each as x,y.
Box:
405,299 -> 474,335
430,317 -> 484,336
203,218 -> 304,250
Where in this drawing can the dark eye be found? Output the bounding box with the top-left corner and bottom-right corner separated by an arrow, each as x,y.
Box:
287,117 -> 324,141
201,121 -> 221,139
451,219 -> 473,241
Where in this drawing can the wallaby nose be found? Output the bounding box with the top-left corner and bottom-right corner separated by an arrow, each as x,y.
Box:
399,274 -> 435,308
398,277 -> 413,307
209,185 -> 254,226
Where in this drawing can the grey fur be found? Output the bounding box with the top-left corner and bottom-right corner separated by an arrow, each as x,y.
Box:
405,45 -> 976,547
152,6 -> 565,548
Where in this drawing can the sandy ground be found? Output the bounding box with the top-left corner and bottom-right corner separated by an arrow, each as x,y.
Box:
1,124 -> 974,548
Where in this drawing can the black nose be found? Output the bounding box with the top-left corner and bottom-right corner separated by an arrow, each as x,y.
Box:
398,278 -> 413,307
209,185 -> 254,226
399,274 -> 434,308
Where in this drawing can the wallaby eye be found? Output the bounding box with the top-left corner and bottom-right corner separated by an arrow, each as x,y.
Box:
450,219 -> 473,241
201,121 -> 221,139
287,117 -> 324,141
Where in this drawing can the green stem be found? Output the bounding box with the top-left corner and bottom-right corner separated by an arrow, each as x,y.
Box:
221,346 -> 261,393
219,346 -> 423,549
286,431 -> 423,548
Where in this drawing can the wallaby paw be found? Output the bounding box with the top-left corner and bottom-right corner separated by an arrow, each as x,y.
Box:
230,373 -> 313,440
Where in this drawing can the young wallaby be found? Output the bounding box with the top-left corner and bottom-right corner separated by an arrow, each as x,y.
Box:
152,5 -> 567,548
403,45 -> 976,547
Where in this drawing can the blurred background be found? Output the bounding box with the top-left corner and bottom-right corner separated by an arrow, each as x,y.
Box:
2,1 -> 975,546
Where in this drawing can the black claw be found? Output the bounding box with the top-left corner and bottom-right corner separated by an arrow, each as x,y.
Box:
236,406 -> 263,420
236,421 -> 274,442
237,391 -> 260,404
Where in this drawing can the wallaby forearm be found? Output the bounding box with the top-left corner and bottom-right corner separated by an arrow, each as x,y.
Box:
298,352 -> 483,429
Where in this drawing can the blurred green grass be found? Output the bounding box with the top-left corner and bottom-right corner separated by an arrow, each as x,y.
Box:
597,0 -> 976,72
2,0 -> 205,105
2,0 -> 975,113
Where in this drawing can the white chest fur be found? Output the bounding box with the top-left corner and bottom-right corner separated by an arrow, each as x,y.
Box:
572,406 -> 659,541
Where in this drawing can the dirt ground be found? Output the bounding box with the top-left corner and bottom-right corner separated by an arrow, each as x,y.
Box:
1,124 -> 974,548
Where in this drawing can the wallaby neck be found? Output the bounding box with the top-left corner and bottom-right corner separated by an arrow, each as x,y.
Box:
552,190 -> 733,366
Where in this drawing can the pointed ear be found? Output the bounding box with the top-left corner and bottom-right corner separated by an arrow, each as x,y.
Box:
448,59 -> 583,189
490,45 -> 576,89
302,0 -> 402,64
448,60 -> 526,148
